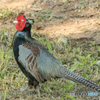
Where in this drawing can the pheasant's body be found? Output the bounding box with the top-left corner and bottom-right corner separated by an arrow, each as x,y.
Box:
13,33 -> 63,80
13,15 -> 100,97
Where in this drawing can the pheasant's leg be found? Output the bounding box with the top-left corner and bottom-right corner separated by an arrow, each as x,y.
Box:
21,79 -> 34,92
23,79 -> 40,96
36,85 -> 40,97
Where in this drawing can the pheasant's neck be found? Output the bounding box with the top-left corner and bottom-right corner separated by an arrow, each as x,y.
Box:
16,31 -> 31,38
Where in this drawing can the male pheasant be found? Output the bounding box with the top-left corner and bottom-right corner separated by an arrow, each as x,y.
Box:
13,14 -> 100,97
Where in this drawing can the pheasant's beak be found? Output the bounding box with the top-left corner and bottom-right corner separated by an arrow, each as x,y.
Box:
13,20 -> 18,23
13,19 -> 34,25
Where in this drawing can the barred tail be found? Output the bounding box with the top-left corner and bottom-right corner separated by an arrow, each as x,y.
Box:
62,70 -> 100,92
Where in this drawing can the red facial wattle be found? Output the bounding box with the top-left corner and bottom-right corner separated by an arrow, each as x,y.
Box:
15,14 -> 28,31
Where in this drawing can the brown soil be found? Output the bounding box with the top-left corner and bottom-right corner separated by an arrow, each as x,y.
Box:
1,0 -> 100,42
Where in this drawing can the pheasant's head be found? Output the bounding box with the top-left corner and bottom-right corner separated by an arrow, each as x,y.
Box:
14,14 -> 34,31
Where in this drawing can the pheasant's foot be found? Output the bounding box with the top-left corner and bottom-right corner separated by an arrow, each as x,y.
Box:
20,85 -> 31,92
36,85 -> 41,97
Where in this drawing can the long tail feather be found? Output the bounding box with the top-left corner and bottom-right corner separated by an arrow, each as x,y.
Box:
62,70 -> 100,92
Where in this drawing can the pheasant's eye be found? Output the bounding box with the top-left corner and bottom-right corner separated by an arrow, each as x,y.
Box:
21,19 -> 25,23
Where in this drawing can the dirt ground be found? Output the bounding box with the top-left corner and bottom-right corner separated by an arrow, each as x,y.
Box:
1,0 -> 100,42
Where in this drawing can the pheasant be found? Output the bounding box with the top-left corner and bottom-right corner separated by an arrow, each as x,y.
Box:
13,14 -> 100,97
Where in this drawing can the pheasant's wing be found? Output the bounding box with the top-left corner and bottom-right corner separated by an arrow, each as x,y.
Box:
18,38 -> 64,82
18,42 -> 45,82
27,37 -> 64,79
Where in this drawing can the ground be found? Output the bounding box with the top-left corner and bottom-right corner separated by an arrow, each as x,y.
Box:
0,0 -> 100,100
1,0 -> 100,41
